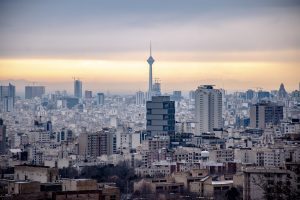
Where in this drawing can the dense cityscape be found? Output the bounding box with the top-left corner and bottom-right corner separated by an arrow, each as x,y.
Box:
0,46 -> 300,200
1,1 -> 300,200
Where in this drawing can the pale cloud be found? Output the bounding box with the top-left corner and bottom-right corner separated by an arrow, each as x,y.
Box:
0,0 -> 299,60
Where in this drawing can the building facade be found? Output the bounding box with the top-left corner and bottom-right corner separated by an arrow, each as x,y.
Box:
136,91 -> 145,105
97,93 -> 105,106
195,85 -> 222,135
0,118 -> 6,154
25,86 -> 45,99
146,96 -> 175,137
74,79 -> 82,98
87,128 -> 117,157
250,102 -> 283,129
0,83 -> 15,112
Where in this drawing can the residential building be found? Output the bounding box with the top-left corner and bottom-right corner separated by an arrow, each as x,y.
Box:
0,118 -> 6,154
195,85 -> 222,135
250,102 -> 283,129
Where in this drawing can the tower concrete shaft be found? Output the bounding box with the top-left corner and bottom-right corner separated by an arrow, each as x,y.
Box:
147,42 -> 155,99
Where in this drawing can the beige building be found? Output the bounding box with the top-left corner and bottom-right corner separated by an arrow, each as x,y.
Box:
14,165 -> 59,183
135,160 -> 176,177
85,128 -> 117,157
209,149 -> 234,163
134,178 -> 184,194
78,127 -> 88,156
243,167 -> 290,200
172,169 -> 213,197
250,102 -> 283,129
8,181 -> 40,195
61,179 -> 97,191
143,136 -> 170,152
195,85 -> 222,135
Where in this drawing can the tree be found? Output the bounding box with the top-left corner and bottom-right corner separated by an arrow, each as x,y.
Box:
251,173 -> 300,200
225,187 -> 240,200
59,167 -> 79,179
79,162 -> 136,193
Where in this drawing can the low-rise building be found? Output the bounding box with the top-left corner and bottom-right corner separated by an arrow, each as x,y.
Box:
134,178 -> 184,194
14,164 -> 59,183
61,179 -> 97,191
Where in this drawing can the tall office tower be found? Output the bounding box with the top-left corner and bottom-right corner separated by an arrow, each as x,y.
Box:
97,93 -> 105,106
0,83 -> 15,112
189,90 -> 195,101
0,119 -> 6,154
2,98 -> 14,112
146,96 -> 175,137
246,89 -> 255,100
152,79 -> 161,96
172,91 -> 182,101
278,83 -> 287,98
136,91 -> 145,105
147,43 -> 155,100
85,90 -> 92,99
250,102 -> 283,129
195,85 -> 223,135
25,86 -> 45,99
0,83 -> 15,100
74,79 -> 82,98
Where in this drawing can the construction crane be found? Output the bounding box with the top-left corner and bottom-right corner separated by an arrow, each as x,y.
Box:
72,77 -> 80,81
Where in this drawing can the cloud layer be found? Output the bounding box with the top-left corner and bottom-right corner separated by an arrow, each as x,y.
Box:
0,0 -> 300,61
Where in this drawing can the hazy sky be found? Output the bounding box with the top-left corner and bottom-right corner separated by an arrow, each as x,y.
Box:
0,0 -> 299,94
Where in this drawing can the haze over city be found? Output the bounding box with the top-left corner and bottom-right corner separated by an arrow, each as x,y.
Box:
1,1 -> 300,200
1,0 -> 300,94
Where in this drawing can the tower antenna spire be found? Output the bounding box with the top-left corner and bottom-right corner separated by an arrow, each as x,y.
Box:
150,41 -> 152,56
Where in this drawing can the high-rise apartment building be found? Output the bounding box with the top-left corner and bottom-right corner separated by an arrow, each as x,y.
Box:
0,83 -> 15,112
189,90 -> 195,101
146,96 -> 175,137
136,91 -> 145,105
172,91 -> 182,101
250,102 -> 283,129
78,127 -> 88,156
0,119 -> 6,154
246,89 -> 255,100
195,85 -> 222,135
99,128 -> 117,156
74,79 -> 82,98
25,86 -> 45,99
85,90 -> 92,98
87,128 -> 117,157
87,132 -> 100,157
152,79 -> 161,96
